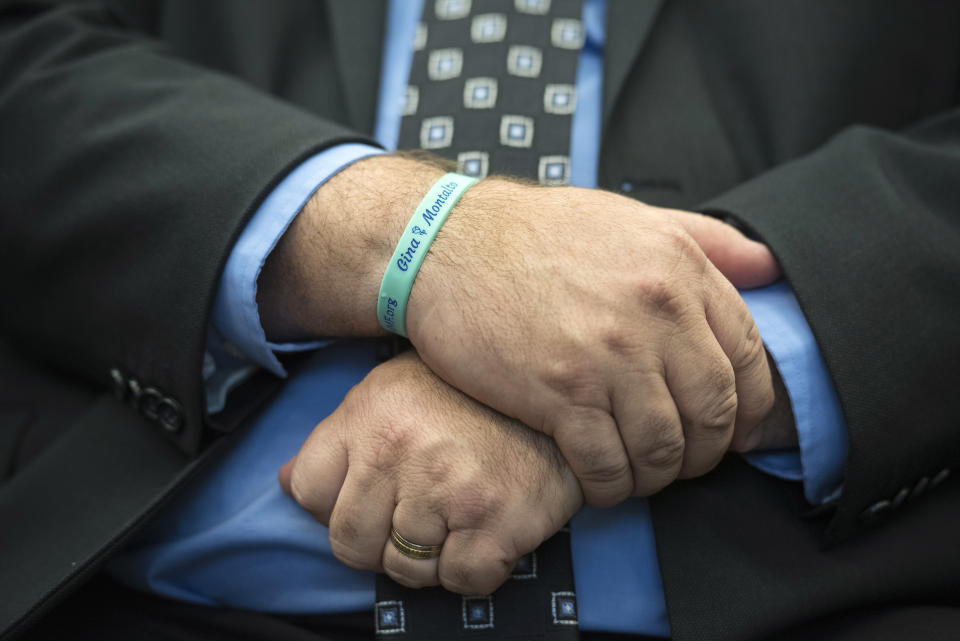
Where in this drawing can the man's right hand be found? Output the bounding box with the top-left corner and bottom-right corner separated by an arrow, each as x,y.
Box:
260,155 -> 778,507
278,351 -> 582,596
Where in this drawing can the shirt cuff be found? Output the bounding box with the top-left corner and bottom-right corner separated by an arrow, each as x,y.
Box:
209,143 -> 384,378
740,281 -> 848,505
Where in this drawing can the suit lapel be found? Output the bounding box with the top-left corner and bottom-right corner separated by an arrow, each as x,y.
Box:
324,0 -> 387,134
602,0 -> 665,126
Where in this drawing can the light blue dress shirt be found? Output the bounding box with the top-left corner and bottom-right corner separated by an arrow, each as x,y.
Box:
109,1 -> 847,636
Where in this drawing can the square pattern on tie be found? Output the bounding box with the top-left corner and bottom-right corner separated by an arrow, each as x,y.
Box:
436,0 -> 472,20
507,45 -> 543,77
462,595 -> 495,630
551,18 -> 584,49
551,592 -> 578,626
500,114 -> 534,147
511,551 -> 538,579
538,155 -> 569,185
421,116 -> 454,149
428,48 -> 463,80
398,0 -> 584,185
471,13 -> 508,42
464,77 -> 498,109
458,151 -> 490,178
515,0 -> 551,15
414,22 -> 428,50
544,84 -> 576,115
403,85 -> 419,116
375,600 -> 406,635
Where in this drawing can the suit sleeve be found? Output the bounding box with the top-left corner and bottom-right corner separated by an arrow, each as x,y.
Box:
0,1 -> 374,454
701,112 -> 960,541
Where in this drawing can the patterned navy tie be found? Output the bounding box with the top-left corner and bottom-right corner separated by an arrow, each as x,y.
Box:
380,1 -> 584,639
397,0 -> 584,185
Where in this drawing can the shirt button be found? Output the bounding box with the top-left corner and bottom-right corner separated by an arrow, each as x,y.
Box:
620,181 -> 634,192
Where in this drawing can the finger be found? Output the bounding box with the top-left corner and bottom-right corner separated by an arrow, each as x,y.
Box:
613,370 -> 687,494
381,497 -> 448,589
703,274 -> 775,444
661,320 -> 737,479
551,405 -> 634,507
327,469 -> 396,572
283,417 -> 349,526
733,351 -> 799,452
672,210 -> 781,288
438,530 -> 519,595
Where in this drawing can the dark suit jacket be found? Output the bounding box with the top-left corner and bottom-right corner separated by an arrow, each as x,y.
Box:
1,1 -> 958,639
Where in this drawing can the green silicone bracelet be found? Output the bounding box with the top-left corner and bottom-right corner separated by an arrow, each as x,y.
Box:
377,172 -> 479,337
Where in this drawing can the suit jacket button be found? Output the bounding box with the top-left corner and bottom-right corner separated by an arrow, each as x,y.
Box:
139,387 -> 164,421
911,476 -> 929,499
127,378 -> 142,403
930,468 -> 951,489
110,368 -> 127,401
891,487 -> 909,509
858,500 -> 891,524
157,397 -> 185,434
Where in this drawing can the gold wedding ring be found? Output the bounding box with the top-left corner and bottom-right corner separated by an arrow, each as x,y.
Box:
391,528 -> 443,560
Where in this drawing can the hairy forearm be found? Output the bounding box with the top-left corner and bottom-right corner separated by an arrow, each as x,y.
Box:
257,155 -> 445,340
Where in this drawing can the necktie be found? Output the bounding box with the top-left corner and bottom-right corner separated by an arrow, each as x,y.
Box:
379,1 -> 584,639
397,0 -> 584,185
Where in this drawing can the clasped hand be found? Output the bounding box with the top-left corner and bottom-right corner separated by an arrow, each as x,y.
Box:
406,180 -> 778,504
279,351 -> 581,595
275,160 -> 787,595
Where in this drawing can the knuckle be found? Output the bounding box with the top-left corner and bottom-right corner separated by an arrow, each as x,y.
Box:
664,225 -> 706,267
365,416 -> 416,471
579,456 -> 633,487
441,557 -> 510,596
639,432 -> 685,472
288,468 -> 311,509
693,388 -> 739,434
670,226 -> 698,253
329,535 -> 376,571
288,466 -> 331,521
691,363 -> 739,433
737,322 -> 766,367
558,427 -> 631,491
385,566 -> 434,589
542,359 -> 604,407
447,484 -> 507,531
637,276 -> 693,321
599,322 -> 644,360
328,514 -> 362,556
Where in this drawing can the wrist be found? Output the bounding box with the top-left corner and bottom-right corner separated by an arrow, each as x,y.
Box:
258,154 -> 445,340
405,177 -> 532,344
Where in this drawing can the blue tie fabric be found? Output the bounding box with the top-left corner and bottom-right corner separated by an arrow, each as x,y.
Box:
107,1 -> 848,638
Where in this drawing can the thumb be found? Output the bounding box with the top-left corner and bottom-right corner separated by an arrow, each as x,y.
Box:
673,211 -> 781,289
731,352 -> 799,452
278,455 -> 297,495
276,412 -> 350,525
